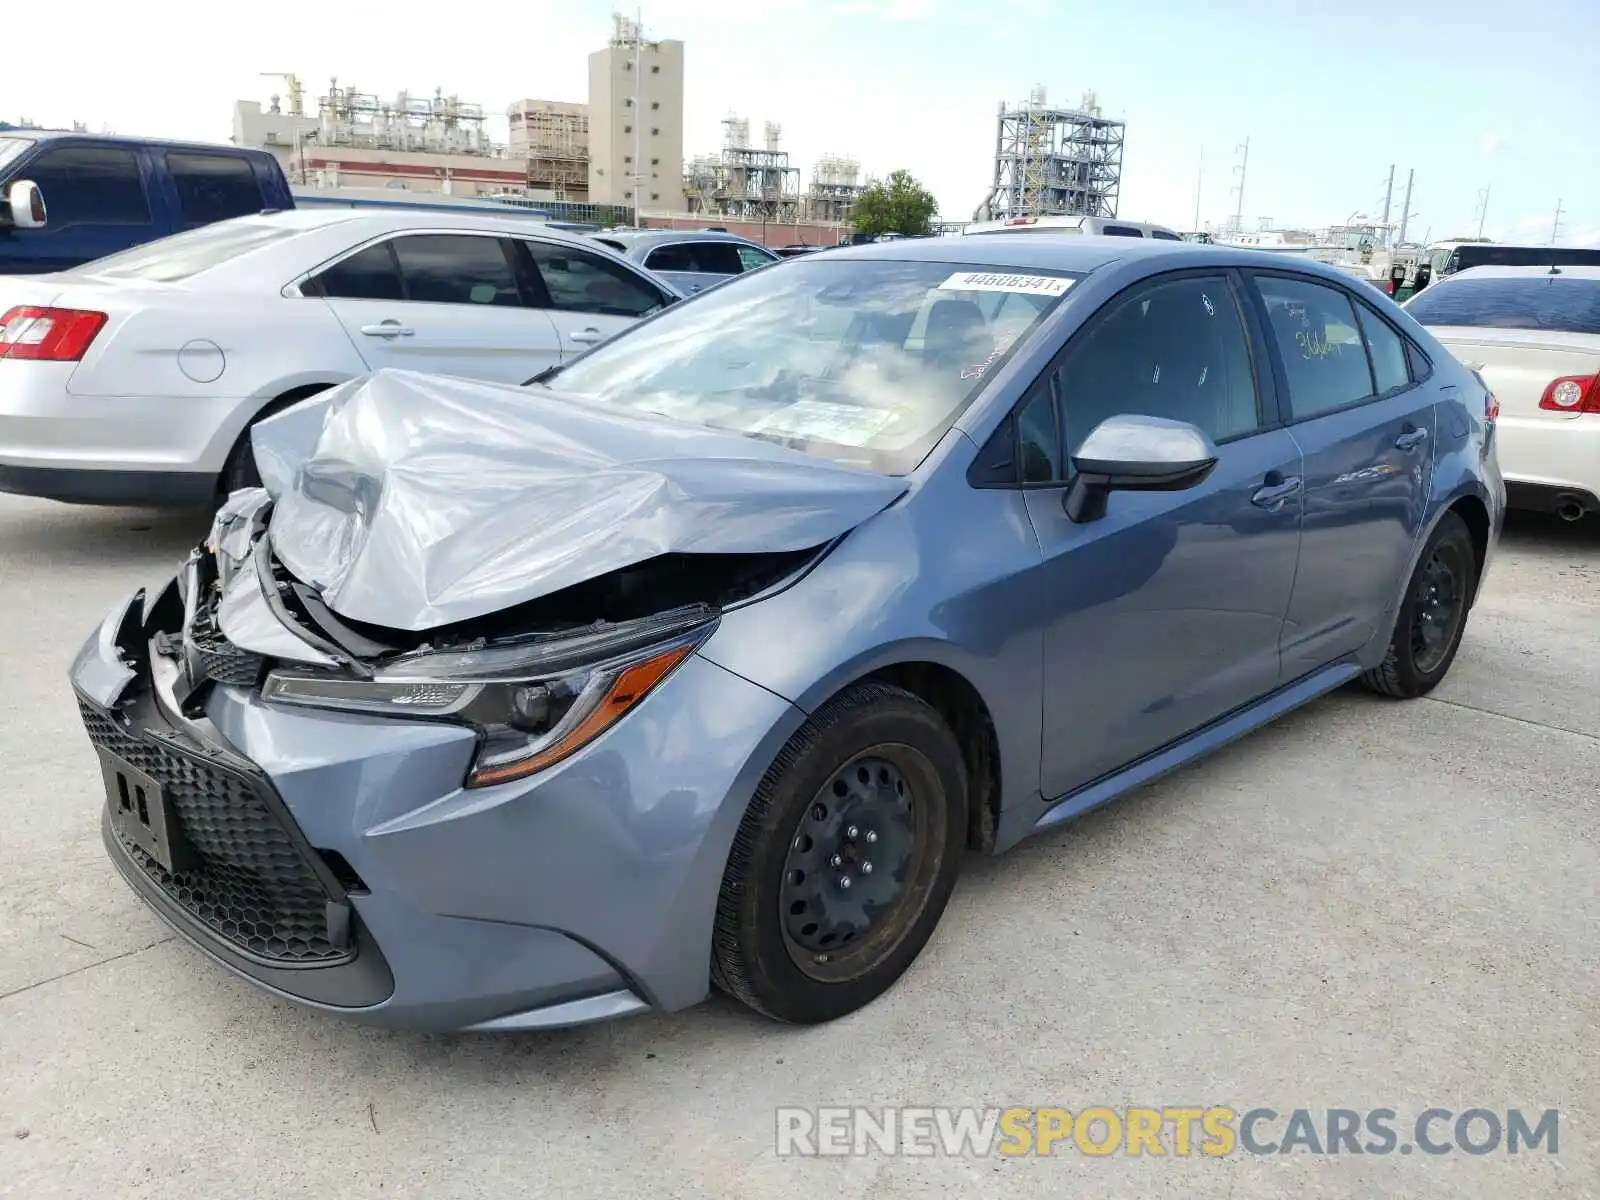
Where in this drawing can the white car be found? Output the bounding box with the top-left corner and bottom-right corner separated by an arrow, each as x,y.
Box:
964,215 -> 1184,240
1405,265 -> 1600,522
0,209 -> 680,506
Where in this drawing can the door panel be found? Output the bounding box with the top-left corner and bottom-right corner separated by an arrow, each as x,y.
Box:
1248,272 -> 1436,674
518,241 -> 671,358
1024,270 -> 1303,801
1280,392 -> 1435,673
315,234 -> 563,383
1029,429 -> 1304,798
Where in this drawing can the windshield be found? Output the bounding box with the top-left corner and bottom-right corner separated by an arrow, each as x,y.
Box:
545,257 -> 1080,474
0,137 -> 31,174
57,218 -> 313,282
1406,276 -> 1600,335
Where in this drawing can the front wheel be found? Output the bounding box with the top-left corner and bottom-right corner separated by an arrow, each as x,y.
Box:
711,682 -> 967,1023
1361,510 -> 1478,698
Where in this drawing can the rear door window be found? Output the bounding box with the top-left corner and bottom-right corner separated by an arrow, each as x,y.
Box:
736,245 -> 778,271
18,145 -> 150,227
390,234 -> 522,306
645,241 -> 745,274
522,242 -> 669,316
1255,275 -> 1375,419
1102,225 -> 1145,238
166,152 -> 264,226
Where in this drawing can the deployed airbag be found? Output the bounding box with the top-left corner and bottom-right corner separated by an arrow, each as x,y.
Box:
251,370 -> 907,631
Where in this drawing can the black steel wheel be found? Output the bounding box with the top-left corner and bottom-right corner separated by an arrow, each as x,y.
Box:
711,682 -> 967,1023
1362,510 -> 1478,698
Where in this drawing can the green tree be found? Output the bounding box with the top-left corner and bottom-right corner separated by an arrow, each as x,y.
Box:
852,169 -> 938,237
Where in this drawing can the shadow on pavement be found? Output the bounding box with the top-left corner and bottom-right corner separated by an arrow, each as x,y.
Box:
0,496 -> 209,568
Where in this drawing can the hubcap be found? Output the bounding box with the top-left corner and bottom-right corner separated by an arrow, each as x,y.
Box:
780,753 -> 924,982
1409,545 -> 1464,674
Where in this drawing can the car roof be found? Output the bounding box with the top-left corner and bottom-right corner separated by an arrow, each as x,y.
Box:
225,207 -> 597,242
5,129 -> 277,157
825,234 -> 1400,288
1442,264 -> 1600,281
591,229 -> 767,248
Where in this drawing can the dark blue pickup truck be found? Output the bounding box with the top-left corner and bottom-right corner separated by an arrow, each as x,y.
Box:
0,130 -> 292,274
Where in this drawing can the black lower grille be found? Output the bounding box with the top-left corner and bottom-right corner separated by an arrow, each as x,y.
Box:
81,700 -> 348,964
189,629 -> 266,688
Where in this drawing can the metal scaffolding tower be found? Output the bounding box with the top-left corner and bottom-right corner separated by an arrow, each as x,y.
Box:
682,112 -> 802,221
979,87 -> 1124,221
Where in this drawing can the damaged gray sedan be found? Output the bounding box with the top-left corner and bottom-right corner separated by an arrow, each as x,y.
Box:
71,238 -> 1499,1030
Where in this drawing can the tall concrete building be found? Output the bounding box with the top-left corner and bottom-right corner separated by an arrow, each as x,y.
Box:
587,14 -> 684,212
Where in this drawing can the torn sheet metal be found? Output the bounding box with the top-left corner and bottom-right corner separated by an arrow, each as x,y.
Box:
250,369 -> 908,632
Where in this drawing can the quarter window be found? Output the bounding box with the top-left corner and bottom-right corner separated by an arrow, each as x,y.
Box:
19,145 -> 149,227
1052,275 -> 1262,456
311,242 -> 404,301
1255,276 -> 1374,418
1356,304 -> 1410,394
166,153 -> 264,226
522,242 -> 667,317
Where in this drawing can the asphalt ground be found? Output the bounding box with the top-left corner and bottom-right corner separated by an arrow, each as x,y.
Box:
1,494 -> 1595,1199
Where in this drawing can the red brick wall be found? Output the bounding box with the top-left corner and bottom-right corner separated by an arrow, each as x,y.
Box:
637,214 -> 847,248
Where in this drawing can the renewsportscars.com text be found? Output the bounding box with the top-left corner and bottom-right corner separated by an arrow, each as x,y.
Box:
775,1106 -> 1560,1158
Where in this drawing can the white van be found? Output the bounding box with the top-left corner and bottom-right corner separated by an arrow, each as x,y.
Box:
965,215 -> 1184,241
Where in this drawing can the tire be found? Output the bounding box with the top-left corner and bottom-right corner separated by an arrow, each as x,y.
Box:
711,682 -> 967,1023
1361,510 -> 1478,698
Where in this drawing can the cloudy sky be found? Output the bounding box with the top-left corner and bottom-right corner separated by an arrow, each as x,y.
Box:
11,0 -> 1598,243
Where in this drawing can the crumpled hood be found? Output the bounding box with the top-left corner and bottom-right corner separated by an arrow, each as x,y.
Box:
251,369 -> 908,632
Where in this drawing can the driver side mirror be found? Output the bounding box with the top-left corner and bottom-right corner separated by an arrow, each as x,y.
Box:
3,180 -> 47,229
1064,414 -> 1219,524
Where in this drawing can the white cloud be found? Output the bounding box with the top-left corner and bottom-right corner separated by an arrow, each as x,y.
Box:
1477,131 -> 1504,157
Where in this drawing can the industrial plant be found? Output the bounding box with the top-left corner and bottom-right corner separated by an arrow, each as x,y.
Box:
977,87 -> 1126,222
228,12 -> 1137,242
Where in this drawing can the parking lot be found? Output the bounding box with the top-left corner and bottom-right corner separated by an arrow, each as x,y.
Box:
0,493 -> 1595,1199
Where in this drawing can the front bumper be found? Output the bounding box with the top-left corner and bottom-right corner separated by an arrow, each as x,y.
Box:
73,581 -> 802,1031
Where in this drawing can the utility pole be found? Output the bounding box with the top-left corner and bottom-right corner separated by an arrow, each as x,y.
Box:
1551,198 -> 1564,246
1192,145 -> 1204,235
1380,164 -> 1395,247
1475,184 -> 1491,240
1231,136 -> 1249,231
1397,168 -> 1415,244
633,9 -> 643,221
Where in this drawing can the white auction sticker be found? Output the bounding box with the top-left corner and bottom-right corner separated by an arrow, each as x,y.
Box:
938,271 -> 1074,297
749,399 -> 897,446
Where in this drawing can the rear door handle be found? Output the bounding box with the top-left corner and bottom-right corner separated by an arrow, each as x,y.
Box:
568,327 -> 604,346
1251,476 -> 1303,509
1394,428 -> 1429,452
360,322 -> 413,338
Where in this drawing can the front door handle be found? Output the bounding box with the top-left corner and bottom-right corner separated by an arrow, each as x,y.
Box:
360,321 -> 413,338
1251,475 -> 1303,510
1394,427 -> 1429,452
567,327 -> 604,346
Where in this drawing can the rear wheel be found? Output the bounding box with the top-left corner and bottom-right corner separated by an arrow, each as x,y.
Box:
217,387 -> 329,498
1361,511 -> 1477,698
711,682 -> 967,1023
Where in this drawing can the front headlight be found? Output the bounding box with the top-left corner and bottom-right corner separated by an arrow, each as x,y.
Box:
262,607 -> 711,788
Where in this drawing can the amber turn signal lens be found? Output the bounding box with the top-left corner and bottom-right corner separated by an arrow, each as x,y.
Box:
465,643 -> 695,787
